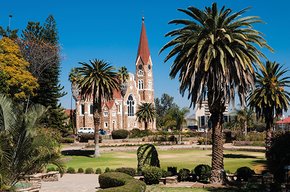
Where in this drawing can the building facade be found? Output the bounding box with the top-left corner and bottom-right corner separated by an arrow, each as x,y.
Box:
75,18 -> 155,133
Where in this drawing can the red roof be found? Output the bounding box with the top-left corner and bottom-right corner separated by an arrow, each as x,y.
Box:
136,17 -> 150,64
276,117 -> 290,124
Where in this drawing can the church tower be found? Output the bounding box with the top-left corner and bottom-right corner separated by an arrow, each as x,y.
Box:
135,17 -> 154,103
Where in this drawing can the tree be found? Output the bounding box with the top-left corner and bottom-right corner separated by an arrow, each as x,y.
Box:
0,95 -> 63,189
249,61 -> 290,158
160,3 -> 271,183
0,37 -> 38,100
235,108 -> 254,135
136,102 -> 156,130
75,59 -> 119,157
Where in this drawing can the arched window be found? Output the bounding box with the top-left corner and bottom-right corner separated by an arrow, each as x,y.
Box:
127,95 -> 134,116
138,80 -> 144,90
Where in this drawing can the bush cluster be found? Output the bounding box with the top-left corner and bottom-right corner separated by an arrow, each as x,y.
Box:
115,167 -> 136,177
111,130 -> 129,139
236,166 -> 255,181
95,168 -> 102,174
167,167 -> 177,176
77,168 -> 84,173
178,168 -> 191,182
129,128 -> 152,138
99,172 -> 146,192
142,166 -> 163,185
66,167 -> 76,174
194,164 -> 211,181
85,168 -> 94,174
197,137 -> 212,145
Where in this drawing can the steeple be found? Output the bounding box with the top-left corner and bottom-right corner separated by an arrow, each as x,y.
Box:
136,17 -> 151,64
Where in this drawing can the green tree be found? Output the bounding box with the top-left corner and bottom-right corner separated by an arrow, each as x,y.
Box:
236,108 -> 254,135
75,59 -> 119,157
160,3 -> 271,183
0,37 -> 38,100
249,61 -> 290,158
137,144 -> 160,173
136,102 -> 156,130
0,95 -> 63,189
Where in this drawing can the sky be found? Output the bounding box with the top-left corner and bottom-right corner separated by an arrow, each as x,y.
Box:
1,0 -> 290,113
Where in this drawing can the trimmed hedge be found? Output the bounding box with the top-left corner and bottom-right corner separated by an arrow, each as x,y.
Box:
178,168 -> 191,181
67,167 -> 76,174
142,166 -> 163,185
96,168 -> 102,174
236,166 -> 255,181
85,168 -> 94,174
78,168 -> 84,173
115,167 -> 136,177
194,164 -> 211,181
112,130 -> 129,139
99,172 -> 146,192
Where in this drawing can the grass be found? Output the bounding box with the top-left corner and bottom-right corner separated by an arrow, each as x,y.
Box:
59,149 -> 265,173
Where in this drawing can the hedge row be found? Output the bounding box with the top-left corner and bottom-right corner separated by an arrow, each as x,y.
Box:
99,172 -> 146,192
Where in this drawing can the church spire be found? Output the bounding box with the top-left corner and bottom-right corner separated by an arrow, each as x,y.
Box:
136,17 -> 150,64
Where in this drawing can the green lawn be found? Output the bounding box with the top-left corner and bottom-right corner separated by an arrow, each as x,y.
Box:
60,149 -> 265,173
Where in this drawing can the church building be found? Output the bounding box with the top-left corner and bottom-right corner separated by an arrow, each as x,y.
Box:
75,18 -> 155,132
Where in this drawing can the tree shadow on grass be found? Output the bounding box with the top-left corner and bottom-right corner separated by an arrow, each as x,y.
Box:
61,149 -> 94,157
207,154 -> 257,158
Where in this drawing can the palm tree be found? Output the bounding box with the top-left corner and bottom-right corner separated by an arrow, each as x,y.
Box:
75,60 -> 119,157
117,66 -> 129,129
0,95 -> 63,189
160,3 -> 271,183
236,108 -> 254,135
136,102 -> 156,130
248,61 -> 290,158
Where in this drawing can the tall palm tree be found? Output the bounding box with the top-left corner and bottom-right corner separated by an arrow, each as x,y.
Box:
160,3 -> 271,183
117,66 -> 129,129
76,60 -> 119,157
136,102 -> 156,130
249,61 -> 290,158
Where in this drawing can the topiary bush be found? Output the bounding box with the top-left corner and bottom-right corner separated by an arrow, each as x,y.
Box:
105,167 -> 111,173
66,167 -> 76,174
167,166 -> 177,176
142,166 -> 163,185
137,144 -> 160,174
77,168 -> 84,173
178,168 -> 191,181
46,167 -> 56,172
85,168 -> 94,174
194,164 -> 211,182
236,166 -> 255,181
115,167 -> 136,177
95,168 -> 102,174
111,130 -> 129,139
99,172 -> 146,192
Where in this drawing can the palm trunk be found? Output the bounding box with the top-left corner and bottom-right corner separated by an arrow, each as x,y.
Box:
265,120 -> 273,160
210,111 -> 225,184
93,97 -> 101,158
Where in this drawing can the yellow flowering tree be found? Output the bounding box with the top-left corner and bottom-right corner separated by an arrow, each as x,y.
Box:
0,37 -> 38,100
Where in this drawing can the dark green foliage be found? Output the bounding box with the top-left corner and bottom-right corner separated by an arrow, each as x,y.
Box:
236,167 -> 255,181
111,130 -> 129,139
115,167 -> 136,177
129,128 -> 152,138
268,132 -> 290,183
85,168 -> 94,174
137,144 -> 160,173
167,167 -> 177,176
178,168 -> 191,181
99,172 -> 146,192
194,164 -> 211,181
161,169 -> 169,178
136,103 -> 156,130
77,168 -> 84,173
46,167 -> 56,172
142,166 -> 163,185
60,137 -> 75,143
66,167 -> 76,174
105,167 -> 111,173
95,168 -> 102,174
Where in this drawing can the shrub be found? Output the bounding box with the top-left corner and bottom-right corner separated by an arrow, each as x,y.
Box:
46,167 -> 56,172
99,172 -> 146,192
112,129 -> 129,139
168,135 -> 177,143
60,137 -> 75,143
161,169 -> 169,178
236,167 -> 255,181
167,166 -> 177,176
137,144 -> 160,173
178,168 -> 191,182
95,168 -> 102,174
66,167 -> 76,174
85,168 -> 94,174
194,164 -> 211,181
197,137 -> 212,145
115,167 -> 136,177
77,168 -> 84,173
105,167 -> 111,173
129,129 -> 152,138
142,166 -> 163,185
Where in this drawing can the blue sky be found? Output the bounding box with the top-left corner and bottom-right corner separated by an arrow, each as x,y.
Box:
1,0 -> 290,112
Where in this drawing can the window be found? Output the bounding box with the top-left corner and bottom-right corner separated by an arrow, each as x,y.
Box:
104,122 -> 108,128
80,104 -> 85,115
89,104 -> 93,115
138,70 -> 144,76
127,95 -> 134,116
104,111 -> 109,117
138,80 -> 144,89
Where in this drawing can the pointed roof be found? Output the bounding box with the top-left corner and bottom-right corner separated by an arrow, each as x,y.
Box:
136,17 -> 150,64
